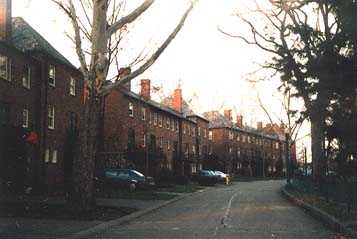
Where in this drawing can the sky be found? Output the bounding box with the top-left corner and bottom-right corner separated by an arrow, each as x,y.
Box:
12,0 -> 311,160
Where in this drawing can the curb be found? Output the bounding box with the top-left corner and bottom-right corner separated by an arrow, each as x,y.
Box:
58,192 -> 193,239
281,186 -> 357,238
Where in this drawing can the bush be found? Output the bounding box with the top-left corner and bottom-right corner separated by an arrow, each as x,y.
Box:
154,168 -> 174,185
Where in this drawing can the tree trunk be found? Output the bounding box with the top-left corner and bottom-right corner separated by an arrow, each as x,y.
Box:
67,97 -> 101,212
311,117 -> 325,182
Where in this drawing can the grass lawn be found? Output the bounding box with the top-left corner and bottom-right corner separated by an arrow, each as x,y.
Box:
96,189 -> 179,201
156,184 -> 206,193
286,187 -> 357,223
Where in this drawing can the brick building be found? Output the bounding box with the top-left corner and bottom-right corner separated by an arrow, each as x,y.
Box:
203,110 -> 288,176
0,0 -> 83,191
101,79 -> 209,177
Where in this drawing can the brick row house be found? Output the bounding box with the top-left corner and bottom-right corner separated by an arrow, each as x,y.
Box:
203,110 -> 289,176
0,0 -> 83,192
101,78 -> 210,177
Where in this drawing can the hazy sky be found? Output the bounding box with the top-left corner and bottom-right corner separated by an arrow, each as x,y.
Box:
12,0 -> 311,157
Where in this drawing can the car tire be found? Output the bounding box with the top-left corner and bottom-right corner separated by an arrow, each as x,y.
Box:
129,183 -> 136,192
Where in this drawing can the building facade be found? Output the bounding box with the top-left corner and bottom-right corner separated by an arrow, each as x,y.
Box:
0,1 -> 84,191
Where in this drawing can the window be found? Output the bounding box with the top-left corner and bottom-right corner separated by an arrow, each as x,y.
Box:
0,55 -> 11,81
48,106 -> 55,129
167,140 -> 170,150
159,137 -> 163,148
128,128 -> 135,150
0,101 -> 10,125
141,107 -> 146,121
185,144 -> 189,158
276,142 -> 279,149
204,129 -> 207,138
141,133 -> 146,147
128,103 -> 134,117
192,146 -> 196,156
22,67 -> 31,88
166,118 -> 170,129
229,130 -> 234,139
154,112 -> 157,125
158,115 -> 162,127
175,121 -> 179,132
52,150 -> 57,163
68,112 -> 77,130
187,126 -> 190,135
22,109 -> 29,128
198,127 -> 201,136
209,131 -> 212,140
192,127 -> 195,137
149,111 -> 152,124
70,77 -> 76,96
44,148 -> 50,162
170,119 -> 174,131
183,124 -> 186,134
48,65 -> 55,86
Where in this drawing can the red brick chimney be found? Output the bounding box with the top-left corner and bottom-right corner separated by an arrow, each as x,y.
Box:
119,67 -> 131,91
266,123 -> 272,131
140,79 -> 150,98
174,88 -> 182,113
236,115 -> 243,127
0,0 -> 12,41
257,121 -> 263,131
224,110 -> 232,121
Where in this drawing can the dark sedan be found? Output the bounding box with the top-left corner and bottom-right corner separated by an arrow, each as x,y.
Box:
99,169 -> 155,191
193,170 -> 219,185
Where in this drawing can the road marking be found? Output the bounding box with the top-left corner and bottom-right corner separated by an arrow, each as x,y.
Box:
209,192 -> 239,239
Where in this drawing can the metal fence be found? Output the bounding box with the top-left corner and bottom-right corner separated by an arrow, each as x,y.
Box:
291,174 -> 357,214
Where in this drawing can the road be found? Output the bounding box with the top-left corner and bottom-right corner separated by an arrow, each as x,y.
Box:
85,180 -> 340,239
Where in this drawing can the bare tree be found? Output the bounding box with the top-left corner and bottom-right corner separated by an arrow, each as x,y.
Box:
219,0 -> 348,181
51,0 -> 198,212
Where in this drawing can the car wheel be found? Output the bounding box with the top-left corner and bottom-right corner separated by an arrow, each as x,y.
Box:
129,183 -> 136,192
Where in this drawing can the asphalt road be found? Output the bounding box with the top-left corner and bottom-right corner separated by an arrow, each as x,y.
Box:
86,180 -> 340,239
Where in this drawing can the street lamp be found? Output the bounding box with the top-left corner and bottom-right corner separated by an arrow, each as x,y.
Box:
284,128 -> 291,185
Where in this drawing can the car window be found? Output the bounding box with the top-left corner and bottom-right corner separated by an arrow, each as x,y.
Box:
105,171 -> 117,177
117,170 -> 129,177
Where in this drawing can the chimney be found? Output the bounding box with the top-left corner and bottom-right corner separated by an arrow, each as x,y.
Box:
257,121 -> 263,131
224,110 -> 232,121
174,88 -> 182,113
119,67 -> 131,91
140,79 -> 150,98
236,115 -> 243,127
266,123 -> 272,131
0,0 -> 12,41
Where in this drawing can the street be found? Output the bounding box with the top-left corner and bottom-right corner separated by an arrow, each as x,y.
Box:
84,180 -> 339,239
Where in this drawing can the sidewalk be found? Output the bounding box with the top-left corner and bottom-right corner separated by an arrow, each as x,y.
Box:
0,193 -> 188,239
281,186 -> 357,238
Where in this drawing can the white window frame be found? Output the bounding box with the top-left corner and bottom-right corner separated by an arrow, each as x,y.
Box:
183,124 -> 186,134
22,67 -> 31,89
149,111 -> 152,124
175,121 -> 179,132
48,64 -> 56,87
160,137 -> 163,148
0,55 -> 11,81
192,127 -> 195,137
229,130 -> 234,139
48,106 -> 55,129
198,127 -> 201,136
52,149 -> 57,163
209,131 -> 213,140
158,115 -> 162,127
44,148 -> 50,163
166,118 -> 170,129
22,108 -> 29,128
141,107 -> 146,121
128,103 -> 134,117
70,76 -> 76,96
204,129 -> 207,138
154,112 -> 157,125
167,140 -> 170,150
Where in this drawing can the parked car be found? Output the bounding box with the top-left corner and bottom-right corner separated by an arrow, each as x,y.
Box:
213,171 -> 230,182
99,169 -> 155,191
193,170 -> 219,185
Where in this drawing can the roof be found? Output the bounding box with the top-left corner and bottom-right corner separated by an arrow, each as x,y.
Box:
11,17 -> 76,68
202,110 -> 283,141
115,87 -> 196,123
161,95 -> 209,122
